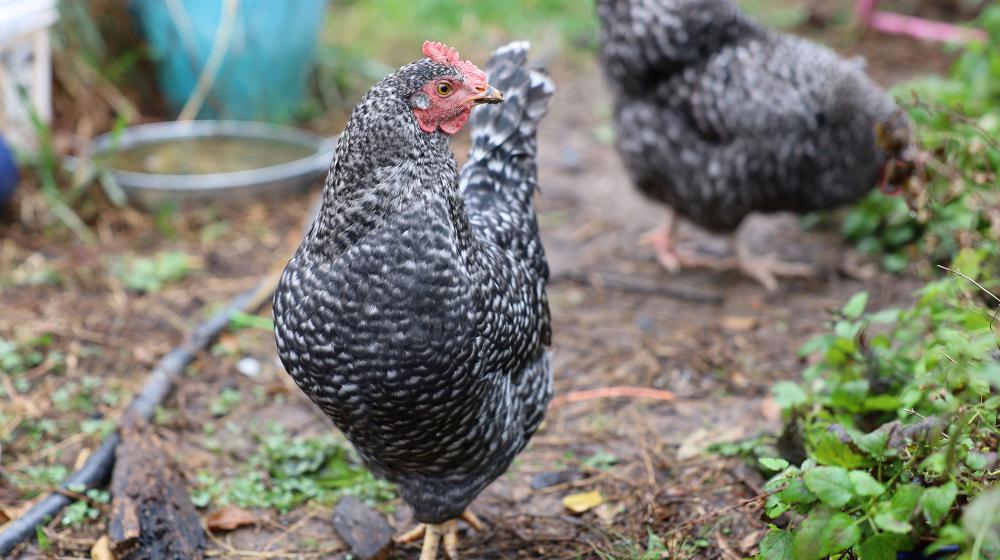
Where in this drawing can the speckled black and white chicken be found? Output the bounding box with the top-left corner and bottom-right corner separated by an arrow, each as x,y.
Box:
597,0 -> 916,290
273,41 -> 554,560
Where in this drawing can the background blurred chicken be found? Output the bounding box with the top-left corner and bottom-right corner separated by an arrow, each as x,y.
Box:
597,0 -> 916,290
273,41 -> 554,560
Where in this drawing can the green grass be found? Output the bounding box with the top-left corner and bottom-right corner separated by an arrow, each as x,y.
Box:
324,0 -> 598,64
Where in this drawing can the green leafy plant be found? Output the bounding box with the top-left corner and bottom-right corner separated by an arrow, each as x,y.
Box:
755,248 -> 998,559
60,485 -> 110,527
228,311 -> 274,332
109,251 -> 198,293
841,6 -> 1000,273
193,425 -> 394,513
210,388 -> 242,417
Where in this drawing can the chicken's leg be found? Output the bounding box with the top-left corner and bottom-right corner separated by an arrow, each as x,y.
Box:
641,207 -> 738,272
734,220 -> 814,292
639,207 -> 682,272
395,511 -> 485,560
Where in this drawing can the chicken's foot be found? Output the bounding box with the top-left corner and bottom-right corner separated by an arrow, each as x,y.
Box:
395,511 -> 485,560
639,207 -> 682,272
734,223 -> 814,292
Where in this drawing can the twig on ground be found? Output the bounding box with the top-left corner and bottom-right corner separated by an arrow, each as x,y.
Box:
550,269 -> 724,304
549,386 -> 677,409
663,492 -> 769,538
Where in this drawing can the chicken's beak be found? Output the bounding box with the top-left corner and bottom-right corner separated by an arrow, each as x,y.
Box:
472,85 -> 504,105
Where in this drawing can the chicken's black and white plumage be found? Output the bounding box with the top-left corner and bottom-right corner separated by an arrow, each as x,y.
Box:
273,41 -> 554,541
597,0 -> 915,287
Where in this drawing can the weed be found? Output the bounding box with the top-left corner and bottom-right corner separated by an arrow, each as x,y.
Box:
210,388 -> 242,417
841,6 -> 1000,273
109,251 -> 198,293
228,311 -> 274,332
61,485 -> 110,527
9,465 -> 70,498
753,248 -> 999,559
192,425 -> 395,513
582,450 -> 620,471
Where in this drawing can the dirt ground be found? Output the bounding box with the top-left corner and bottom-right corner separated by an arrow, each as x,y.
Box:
0,8 -> 962,560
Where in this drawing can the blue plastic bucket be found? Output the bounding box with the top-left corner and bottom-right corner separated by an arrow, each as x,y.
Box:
130,0 -> 329,122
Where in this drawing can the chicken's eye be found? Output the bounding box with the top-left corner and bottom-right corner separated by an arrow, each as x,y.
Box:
436,82 -> 453,97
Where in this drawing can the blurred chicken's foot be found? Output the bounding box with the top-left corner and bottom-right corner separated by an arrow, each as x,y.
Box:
460,510 -> 484,531
420,523 -> 443,560
735,229 -> 814,292
396,523 -> 426,544
639,207 -> 681,272
397,513 -> 481,560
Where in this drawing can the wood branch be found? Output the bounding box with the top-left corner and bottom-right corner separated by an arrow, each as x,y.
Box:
550,269 -> 724,305
108,420 -> 204,560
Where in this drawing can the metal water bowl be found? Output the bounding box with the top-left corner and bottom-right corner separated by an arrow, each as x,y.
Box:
85,120 -> 337,207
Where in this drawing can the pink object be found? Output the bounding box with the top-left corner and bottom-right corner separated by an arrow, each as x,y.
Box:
855,0 -> 987,43
422,41 -> 488,89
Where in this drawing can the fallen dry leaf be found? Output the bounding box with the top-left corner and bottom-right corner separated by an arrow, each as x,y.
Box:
91,535 -> 115,560
739,529 -> 766,553
760,397 -> 782,423
676,425 -> 746,460
720,315 -> 757,331
594,502 -> 624,525
562,490 -> 604,514
204,505 -> 258,532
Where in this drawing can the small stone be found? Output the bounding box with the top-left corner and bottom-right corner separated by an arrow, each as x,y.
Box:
236,357 -> 260,378
332,496 -> 394,560
530,469 -> 582,490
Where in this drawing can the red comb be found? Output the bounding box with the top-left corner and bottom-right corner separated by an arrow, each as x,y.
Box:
422,40 -> 487,89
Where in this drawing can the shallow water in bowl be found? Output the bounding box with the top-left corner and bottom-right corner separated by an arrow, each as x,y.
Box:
100,136 -> 316,175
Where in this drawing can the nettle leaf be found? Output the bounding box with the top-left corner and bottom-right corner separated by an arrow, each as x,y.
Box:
833,320 -> 862,341
772,381 -> 808,409
759,457 -> 790,472
792,509 -> 860,560
965,452 -> 988,471
848,470 -> 884,497
983,395 -> 1000,410
920,452 -> 947,476
921,481 -> 957,525
854,429 -> 889,459
842,291 -> 870,319
798,334 -> 836,357
874,505 -> 913,534
803,466 -> 853,507
779,477 -> 818,505
765,494 -> 790,518
892,484 -> 924,520
812,431 -> 868,468
831,380 -> 869,411
979,362 -> 1000,390
868,308 -> 901,324
759,528 -> 794,560
968,374 -> 992,396
859,533 -> 905,560
862,394 -> 901,411
962,488 -> 1000,557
